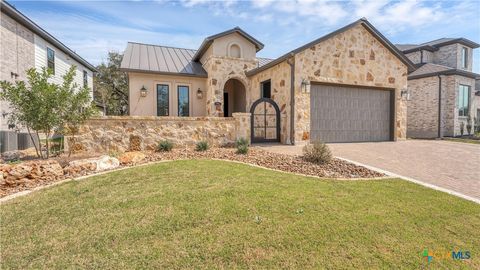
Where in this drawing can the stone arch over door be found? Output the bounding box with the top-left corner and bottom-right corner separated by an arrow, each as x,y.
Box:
250,98 -> 280,143
222,78 -> 247,117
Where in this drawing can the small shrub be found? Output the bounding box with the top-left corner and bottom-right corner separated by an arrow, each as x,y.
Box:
196,140 -> 209,151
157,140 -> 174,152
236,144 -> 248,154
302,140 -> 332,164
235,137 -> 249,154
460,122 -> 465,136
235,137 -> 249,147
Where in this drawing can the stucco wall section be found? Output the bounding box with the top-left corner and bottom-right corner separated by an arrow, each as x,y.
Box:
293,24 -> 408,142
0,11 -> 35,131
128,72 -> 207,117
212,32 -> 257,60
69,115 -> 250,153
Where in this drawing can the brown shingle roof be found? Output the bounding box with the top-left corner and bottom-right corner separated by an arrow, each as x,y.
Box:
120,42 -> 207,77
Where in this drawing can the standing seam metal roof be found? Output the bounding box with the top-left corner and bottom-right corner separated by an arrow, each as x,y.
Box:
120,42 -> 208,77
120,42 -> 274,76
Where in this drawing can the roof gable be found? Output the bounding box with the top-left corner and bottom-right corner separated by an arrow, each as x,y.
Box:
247,18 -> 415,76
192,27 -> 264,61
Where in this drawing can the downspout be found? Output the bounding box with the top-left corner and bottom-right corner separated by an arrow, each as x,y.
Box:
437,75 -> 443,138
420,50 -> 423,63
286,53 -> 295,145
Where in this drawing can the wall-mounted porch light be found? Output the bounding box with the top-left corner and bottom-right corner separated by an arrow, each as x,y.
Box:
196,88 -> 203,99
401,89 -> 410,100
301,79 -> 311,93
140,85 -> 148,97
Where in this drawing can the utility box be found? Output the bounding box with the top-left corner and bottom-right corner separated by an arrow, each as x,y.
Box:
0,131 -> 18,153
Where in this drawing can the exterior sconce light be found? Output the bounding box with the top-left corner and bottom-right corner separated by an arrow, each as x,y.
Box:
301,79 -> 311,93
214,100 -> 222,116
401,89 -> 410,100
196,88 -> 203,99
140,85 -> 147,97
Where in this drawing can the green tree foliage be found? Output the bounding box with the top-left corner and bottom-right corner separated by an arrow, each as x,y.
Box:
0,66 -> 94,158
94,52 -> 128,115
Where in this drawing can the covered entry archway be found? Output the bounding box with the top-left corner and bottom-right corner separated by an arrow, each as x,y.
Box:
250,98 -> 280,143
223,78 -> 246,117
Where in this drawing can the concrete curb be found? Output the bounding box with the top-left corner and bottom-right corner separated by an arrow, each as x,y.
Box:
0,158 -> 389,204
335,156 -> 480,205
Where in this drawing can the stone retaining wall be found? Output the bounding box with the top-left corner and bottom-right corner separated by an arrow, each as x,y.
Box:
68,114 -> 251,153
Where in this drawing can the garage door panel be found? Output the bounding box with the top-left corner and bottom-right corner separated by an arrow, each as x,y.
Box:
310,84 -> 392,143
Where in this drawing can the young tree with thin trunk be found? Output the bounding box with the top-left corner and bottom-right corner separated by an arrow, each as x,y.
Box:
0,66 -> 94,159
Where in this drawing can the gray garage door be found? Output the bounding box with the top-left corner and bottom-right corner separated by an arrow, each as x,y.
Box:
310,84 -> 393,143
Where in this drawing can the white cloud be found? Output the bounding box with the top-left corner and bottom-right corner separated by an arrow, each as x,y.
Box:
352,0 -> 445,34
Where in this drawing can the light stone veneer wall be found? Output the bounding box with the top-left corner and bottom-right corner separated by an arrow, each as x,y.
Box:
249,61 -> 292,143
293,24 -> 408,142
202,56 -> 257,116
0,12 -> 35,130
68,114 -> 251,153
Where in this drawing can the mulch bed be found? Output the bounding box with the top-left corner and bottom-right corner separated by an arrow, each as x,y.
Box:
1,147 -> 385,199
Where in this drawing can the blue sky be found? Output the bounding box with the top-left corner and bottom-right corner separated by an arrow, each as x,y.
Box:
10,0 -> 480,72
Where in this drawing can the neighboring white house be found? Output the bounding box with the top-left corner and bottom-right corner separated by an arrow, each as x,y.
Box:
0,0 -> 96,152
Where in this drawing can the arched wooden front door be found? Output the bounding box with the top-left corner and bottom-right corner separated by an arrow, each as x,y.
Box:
250,98 -> 280,143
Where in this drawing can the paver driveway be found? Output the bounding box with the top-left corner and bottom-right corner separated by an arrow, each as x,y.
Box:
258,140 -> 480,200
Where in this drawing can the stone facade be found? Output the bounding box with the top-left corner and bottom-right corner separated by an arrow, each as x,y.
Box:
202,56 -> 257,116
123,21 -> 410,145
0,11 -> 35,130
68,115 -> 251,153
252,24 -> 408,142
249,61 -> 292,143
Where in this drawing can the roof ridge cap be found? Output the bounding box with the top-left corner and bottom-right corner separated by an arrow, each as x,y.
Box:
127,41 -> 197,51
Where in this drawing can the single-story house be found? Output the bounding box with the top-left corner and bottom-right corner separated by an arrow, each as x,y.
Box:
120,18 -> 414,144
396,38 -> 480,138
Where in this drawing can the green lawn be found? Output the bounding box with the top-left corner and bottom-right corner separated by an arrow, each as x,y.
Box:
1,160 -> 479,269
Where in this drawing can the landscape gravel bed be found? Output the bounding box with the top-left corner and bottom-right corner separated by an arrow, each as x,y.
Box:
145,147 -> 385,179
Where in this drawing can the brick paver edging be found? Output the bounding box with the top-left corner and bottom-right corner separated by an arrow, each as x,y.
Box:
336,157 -> 480,205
